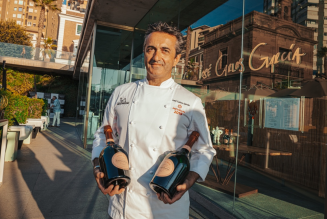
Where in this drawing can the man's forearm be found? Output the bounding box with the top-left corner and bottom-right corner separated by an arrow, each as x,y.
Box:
186,171 -> 200,188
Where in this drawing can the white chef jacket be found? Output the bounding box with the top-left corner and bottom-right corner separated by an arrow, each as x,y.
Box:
92,78 -> 216,219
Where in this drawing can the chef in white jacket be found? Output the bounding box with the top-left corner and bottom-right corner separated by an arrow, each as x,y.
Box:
92,21 -> 216,219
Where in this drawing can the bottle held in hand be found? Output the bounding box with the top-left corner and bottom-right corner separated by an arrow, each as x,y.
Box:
149,131 -> 200,199
99,125 -> 130,189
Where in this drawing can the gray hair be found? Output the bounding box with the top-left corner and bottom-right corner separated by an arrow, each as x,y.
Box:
144,22 -> 184,56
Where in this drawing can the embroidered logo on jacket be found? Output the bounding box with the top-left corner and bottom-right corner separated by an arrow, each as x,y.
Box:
173,104 -> 185,115
117,98 -> 129,105
172,99 -> 190,106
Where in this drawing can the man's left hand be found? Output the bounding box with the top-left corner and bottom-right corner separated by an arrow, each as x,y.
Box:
156,171 -> 199,204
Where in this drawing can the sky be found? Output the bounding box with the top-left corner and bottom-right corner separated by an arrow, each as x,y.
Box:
183,0 -> 264,33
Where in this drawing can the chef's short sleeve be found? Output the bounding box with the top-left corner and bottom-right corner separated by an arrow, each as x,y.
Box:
188,97 -> 216,182
91,89 -> 118,161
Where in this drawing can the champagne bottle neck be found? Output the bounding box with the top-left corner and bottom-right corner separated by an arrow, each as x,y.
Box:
180,147 -> 190,154
184,131 -> 200,150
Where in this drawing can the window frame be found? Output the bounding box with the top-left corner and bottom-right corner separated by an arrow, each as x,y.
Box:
76,24 -> 82,35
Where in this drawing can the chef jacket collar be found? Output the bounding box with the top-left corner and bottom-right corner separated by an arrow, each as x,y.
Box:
144,77 -> 174,88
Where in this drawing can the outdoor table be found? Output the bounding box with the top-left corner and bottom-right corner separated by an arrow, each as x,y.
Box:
5,131 -> 19,162
199,143 -> 292,198
8,125 -> 33,149
21,124 -> 35,144
0,119 -> 9,186
23,119 -> 44,139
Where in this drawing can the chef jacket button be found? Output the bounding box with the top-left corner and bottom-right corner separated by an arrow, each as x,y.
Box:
153,148 -> 157,151
130,167 -> 134,171
159,126 -> 163,129
129,189 -> 133,193
132,100 -> 135,103
146,192 -> 150,197
149,170 -> 154,174
130,144 -> 134,147
129,121 -> 134,125
169,87 -> 173,90
164,105 -> 167,108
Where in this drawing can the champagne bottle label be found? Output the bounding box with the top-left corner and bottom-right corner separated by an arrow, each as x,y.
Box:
111,152 -> 129,170
156,159 -> 174,177
182,145 -> 191,152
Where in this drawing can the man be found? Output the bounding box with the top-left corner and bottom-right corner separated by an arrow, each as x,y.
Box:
92,22 -> 216,219
50,96 -> 61,127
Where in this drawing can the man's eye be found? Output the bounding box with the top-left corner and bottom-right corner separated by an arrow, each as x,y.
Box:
163,49 -> 169,53
147,48 -> 154,52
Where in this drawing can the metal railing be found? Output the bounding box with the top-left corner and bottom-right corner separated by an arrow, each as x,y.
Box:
0,42 -> 76,65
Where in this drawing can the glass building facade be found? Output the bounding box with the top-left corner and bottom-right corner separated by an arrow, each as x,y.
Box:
76,0 -> 327,217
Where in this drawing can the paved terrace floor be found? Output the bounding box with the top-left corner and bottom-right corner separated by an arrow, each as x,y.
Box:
0,118 -> 214,219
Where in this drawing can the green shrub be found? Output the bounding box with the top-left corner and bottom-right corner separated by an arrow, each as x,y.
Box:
0,89 -> 29,125
28,98 -> 44,119
0,89 -> 44,126
42,99 -> 48,116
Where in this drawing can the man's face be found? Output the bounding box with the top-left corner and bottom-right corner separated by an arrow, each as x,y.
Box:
144,32 -> 181,80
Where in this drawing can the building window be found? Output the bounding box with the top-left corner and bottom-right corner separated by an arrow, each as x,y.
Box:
221,48 -> 228,69
28,8 -> 33,12
18,0 -> 23,5
194,56 -> 197,63
14,0 -> 17,3
17,14 -> 21,18
29,1 -> 33,6
76,24 -> 82,35
200,54 -> 203,62
33,23 -> 36,27
14,7 -> 17,11
34,9 -> 37,13
13,14 -> 16,17
33,16 -> 36,20
28,15 -> 32,19
27,21 -> 31,26
16,20 -> 21,25
18,7 -> 22,11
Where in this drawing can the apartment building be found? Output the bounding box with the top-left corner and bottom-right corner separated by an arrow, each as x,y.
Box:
0,0 -> 63,47
57,0 -> 86,55
177,24 -> 222,81
264,0 -> 326,75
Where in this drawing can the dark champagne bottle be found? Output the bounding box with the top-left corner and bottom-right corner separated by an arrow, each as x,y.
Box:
99,125 -> 130,189
149,131 -> 200,198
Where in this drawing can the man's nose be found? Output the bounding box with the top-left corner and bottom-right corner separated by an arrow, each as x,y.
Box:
152,50 -> 162,61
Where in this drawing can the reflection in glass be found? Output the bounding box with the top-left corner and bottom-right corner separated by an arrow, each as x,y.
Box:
85,25 -> 132,144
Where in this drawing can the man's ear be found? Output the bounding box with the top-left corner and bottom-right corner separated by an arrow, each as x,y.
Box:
173,54 -> 181,67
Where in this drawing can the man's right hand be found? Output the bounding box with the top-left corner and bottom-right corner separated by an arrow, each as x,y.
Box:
93,167 -> 125,196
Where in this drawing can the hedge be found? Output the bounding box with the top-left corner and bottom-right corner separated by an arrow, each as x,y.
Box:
0,89 -> 45,126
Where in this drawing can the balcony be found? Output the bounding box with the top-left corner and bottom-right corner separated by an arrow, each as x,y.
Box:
0,42 -> 76,75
